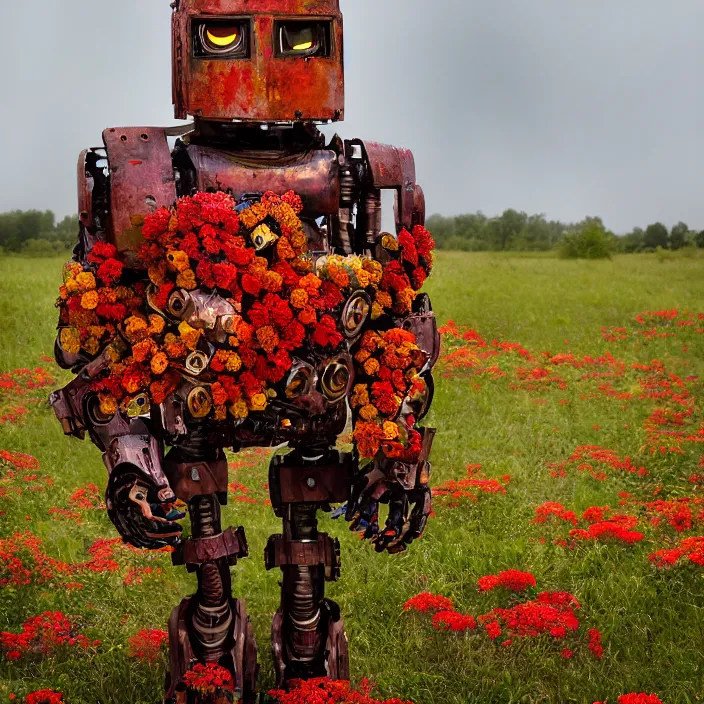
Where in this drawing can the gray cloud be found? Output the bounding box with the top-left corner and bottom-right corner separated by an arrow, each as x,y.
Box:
1,0 -> 703,233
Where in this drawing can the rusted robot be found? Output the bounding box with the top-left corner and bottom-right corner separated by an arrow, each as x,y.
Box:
50,1 -> 438,701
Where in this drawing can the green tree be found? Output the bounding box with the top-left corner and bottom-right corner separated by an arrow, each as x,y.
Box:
558,217 -> 614,260
643,222 -> 669,250
669,221 -> 688,250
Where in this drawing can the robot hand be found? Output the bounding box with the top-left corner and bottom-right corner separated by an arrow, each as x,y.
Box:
345,460 -> 432,555
106,471 -> 185,550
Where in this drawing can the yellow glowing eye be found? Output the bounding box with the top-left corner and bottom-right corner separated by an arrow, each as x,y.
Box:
293,41 -> 313,51
206,27 -> 239,47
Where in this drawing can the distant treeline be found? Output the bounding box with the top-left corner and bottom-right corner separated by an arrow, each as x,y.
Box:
427,210 -> 704,253
2,207 -> 704,257
0,210 -> 76,255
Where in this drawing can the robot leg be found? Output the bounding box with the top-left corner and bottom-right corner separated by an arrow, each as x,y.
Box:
164,451 -> 258,703
266,449 -> 351,685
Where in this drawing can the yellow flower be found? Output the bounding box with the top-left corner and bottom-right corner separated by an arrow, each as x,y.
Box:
363,358 -> 380,376
381,233 -> 399,251
65,278 -> 80,294
148,314 -> 165,336
290,229 -> 307,249
176,268 -> 197,290
75,271 -> 97,291
80,290 -> 99,310
250,393 -> 267,412
355,270 -> 371,288
166,250 -> 190,273
84,337 -> 100,356
382,421 -> 400,440
351,383 -> 369,408
395,287 -> 416,313
148,262 -> 167,286
230,400 -> 249,419
225,352 -> 242,373
375,291 -> 393,309
214,405 -> 227,421
150,351 -> 169,375
362,258 -> 383,284
371,302 -> 384,320
178,321 -> 202,351
124,315 -> 149,342
59,327 -> 81,355
99,393 -> 118,417
359,404 -> 379,421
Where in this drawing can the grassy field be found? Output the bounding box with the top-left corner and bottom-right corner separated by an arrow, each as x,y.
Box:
1,251 -> 704,703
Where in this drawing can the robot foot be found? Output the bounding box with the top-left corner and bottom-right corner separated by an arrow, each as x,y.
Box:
272,598 -> 350,687
164,596 -> 258,704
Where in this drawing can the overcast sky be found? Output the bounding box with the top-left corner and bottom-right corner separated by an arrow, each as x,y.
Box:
2,0 -> 703,233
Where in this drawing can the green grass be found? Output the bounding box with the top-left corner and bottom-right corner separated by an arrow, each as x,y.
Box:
2,252 -> 704,703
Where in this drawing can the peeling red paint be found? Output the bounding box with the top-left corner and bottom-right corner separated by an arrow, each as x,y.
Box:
172,0 -> 344,122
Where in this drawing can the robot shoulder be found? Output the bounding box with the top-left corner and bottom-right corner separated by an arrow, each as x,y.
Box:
344,138 -> 425,228
77,127 -> 179,268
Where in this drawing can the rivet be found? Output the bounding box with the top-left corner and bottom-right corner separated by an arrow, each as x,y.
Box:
191,467 -> 200,482
306,477 -> 316,489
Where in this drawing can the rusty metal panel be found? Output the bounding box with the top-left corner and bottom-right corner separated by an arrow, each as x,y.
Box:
413,183 -> 426,227
77,149 -> 94,228
184,0 -> 340,14
354,140 -> 417,229
102,127 -> 177,268
279,464 -> 350,504
188,144 -> 340,214
173,3 -> 344,122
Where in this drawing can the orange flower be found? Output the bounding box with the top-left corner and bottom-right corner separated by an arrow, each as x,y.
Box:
148,261 -> 167,286
176,269 -> 197,290
276,237 -> 296,260
290,288 -> 309,309
230,400 -> 249,419
59,328 -> 81,355
99,393 -> 118,416
211,382 -> 228,406
363,358 -> 380,376
351,384 -> 370,408
375,290 -> 393,310
353,421 -> 385,458
124,316 -> 149,343
80,291 -> 99,310
132,339 -> 157,363
298,306 -> 317,326
148,314 -> 165,335
299,273 -> 322,296
150,351 -> 169,375
359,404 -> 379,421
256,326 -> 279,354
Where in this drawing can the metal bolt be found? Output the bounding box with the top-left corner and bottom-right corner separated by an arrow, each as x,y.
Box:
306,477 -> 317,489
191,467 -> 200,482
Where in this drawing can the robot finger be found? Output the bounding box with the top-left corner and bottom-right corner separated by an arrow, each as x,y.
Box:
400,488 -> 432,549
373,493 -> 409,553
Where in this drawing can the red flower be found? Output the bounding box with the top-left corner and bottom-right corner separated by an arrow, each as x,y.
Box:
477,570 -> 536,593
311,315 -> 343,349
432,610 -> 476,632
127,629 -> 168,663
96,258 -> 124,286
403,592 -> 455,613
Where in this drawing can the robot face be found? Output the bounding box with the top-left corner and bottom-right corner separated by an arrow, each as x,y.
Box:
172,0 -> 344,123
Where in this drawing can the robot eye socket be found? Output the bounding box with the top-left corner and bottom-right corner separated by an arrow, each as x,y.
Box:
195,21 -> 249,58
276,21 -> 330,58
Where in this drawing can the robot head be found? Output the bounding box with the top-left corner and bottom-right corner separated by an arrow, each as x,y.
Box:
172,0 -> 344,123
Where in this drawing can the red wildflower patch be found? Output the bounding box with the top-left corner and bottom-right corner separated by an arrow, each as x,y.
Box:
0,367 -> 55,426
548,445 -> 648,481
477,570 -> 537,593
268,677 -> 413,704
432,610 -> 477,631
433,464 -> 509,507
0,611 -> 97,661
68,484 -> 104,510
649,536 -> 704,568
478,591 -> 581,642
181,663 -> 234,696
25,691 -> 64,704
127,629 -> 168,662
403,592 -> 454,613
533,502 -> 578,526
594,695 -> 663,704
